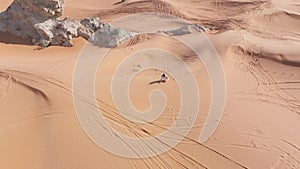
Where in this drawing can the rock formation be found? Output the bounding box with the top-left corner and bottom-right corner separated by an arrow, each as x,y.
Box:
0,0 -> 208,48
0,0 -> 136,47
160,24 -> 209,37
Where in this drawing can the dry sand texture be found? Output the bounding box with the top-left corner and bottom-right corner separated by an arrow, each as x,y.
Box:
0,0 -> 300,168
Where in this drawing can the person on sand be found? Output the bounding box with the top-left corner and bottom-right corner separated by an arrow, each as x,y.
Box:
160,73 -> 169,83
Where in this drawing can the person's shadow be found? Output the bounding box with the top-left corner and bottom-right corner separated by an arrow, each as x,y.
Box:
113,0 -> 126,5
149,79 -> 166,85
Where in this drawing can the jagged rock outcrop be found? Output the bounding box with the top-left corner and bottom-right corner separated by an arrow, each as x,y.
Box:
0,0 -> 209,48
0,0 -> 64,45
162,24 -> 210,36
0,0 -> 136,47
90,24 -> 137,48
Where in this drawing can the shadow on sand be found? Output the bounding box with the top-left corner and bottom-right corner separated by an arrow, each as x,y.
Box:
113,0 -> 126,5
149,80 -> 166,85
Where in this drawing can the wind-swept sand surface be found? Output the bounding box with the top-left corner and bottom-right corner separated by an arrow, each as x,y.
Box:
0,0 -> 300,168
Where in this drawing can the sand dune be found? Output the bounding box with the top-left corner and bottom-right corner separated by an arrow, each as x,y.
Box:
0,0 -> 299,168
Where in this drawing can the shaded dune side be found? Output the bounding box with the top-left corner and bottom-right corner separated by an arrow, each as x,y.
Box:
239,9 -> 300,67
0,72 -> 15,99
95,0 -> 184,19
244,10 -> 300,40
0,70 -> 71,93
0,70 -> 72,105
94,0 -> 270,32
227,44 -> 300,68
0,71 -> 49,103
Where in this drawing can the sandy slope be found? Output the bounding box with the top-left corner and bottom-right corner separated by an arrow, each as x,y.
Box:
0,0 -> 300,168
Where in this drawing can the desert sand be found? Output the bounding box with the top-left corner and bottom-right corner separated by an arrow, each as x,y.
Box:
0,0 -> 300,169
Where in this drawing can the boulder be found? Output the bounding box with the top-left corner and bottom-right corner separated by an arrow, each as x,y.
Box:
0,0 -> 136,47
